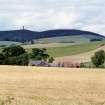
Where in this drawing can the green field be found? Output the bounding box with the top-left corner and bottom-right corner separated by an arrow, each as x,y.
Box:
36,35 -> 90,44
0,41 -> 22,46
46,41 -> 105,57
25,41 -> 105,57
0,40 -> 105,59
22,43 -> 75,49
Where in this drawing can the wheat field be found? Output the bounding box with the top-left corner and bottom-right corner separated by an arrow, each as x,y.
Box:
0,66 -> 105,105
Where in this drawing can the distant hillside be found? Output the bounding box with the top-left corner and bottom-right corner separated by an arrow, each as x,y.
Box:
0,41 -> 22,46
0,29 -> 104,42
36,36 -> 90,44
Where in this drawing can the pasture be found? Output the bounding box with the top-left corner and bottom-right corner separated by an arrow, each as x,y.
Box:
55,44 -> 105,63
0,66 -> 105,105
22,35 -> 91,49
47,41 -> 105,57
0,41 -> 22,46
24,41 -> 105,57
22,43 -> 74,49
36,35 -> 90,44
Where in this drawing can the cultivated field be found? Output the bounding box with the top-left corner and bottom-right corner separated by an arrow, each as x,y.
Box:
0,66 -> 105,105
55,44 -> 105,63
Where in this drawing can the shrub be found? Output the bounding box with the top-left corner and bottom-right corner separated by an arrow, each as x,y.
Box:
80,63 -> 85,68
48,57 -> 54,63
91,50 -> 105,67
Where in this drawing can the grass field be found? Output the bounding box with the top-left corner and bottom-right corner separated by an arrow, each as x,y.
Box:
55,44 -> 105,63
0,66 -> 105,105
24,41 -> 105,57
22,36 -> 90,49
47,41 -> 105,57
0,41 -> 22,46
36,35 -> 90,44
22,43 -> 75,49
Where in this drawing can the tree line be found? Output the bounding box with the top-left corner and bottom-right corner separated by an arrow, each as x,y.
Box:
0,46 -> 54,66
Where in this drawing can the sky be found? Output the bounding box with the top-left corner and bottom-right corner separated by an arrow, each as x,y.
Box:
0,0 -> 105,35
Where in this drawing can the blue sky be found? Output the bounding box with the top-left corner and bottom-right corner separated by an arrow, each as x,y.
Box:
0,0 -> 105,35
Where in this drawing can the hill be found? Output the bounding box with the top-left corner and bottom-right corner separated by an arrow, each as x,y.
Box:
36,35 -> 90,44
0,66 -> 105,105
0,29 -> 104,42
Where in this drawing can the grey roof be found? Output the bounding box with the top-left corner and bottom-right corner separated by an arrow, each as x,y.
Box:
30,60 -> 50,66
30,61 -> 43,65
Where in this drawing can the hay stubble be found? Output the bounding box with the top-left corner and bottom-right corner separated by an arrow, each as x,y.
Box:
0,66 -> 105,105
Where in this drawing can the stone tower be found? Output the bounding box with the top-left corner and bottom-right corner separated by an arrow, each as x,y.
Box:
23,26 -> 25,30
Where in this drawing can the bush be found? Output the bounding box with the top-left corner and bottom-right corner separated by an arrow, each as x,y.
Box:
91,50 -> 105,67
80,63 -> 85,68
48,57 -> 54,63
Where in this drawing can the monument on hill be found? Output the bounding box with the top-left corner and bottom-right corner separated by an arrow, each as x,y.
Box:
22,26 -> 25,30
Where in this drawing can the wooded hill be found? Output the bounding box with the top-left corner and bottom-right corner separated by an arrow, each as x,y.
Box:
0,29 -> 104,42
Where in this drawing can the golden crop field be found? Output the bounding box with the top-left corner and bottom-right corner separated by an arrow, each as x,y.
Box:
0,66 -> 105,105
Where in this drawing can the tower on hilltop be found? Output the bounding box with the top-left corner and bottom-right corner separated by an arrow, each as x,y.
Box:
22,26 -> 25,30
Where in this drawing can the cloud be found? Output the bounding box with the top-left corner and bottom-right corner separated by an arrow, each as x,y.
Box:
0,0 -> 105,35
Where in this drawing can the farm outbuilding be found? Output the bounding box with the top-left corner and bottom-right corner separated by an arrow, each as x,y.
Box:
29,60 -> 50,67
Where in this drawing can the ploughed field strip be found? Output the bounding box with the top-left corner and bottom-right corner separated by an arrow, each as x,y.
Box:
0,66 -> 105,105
